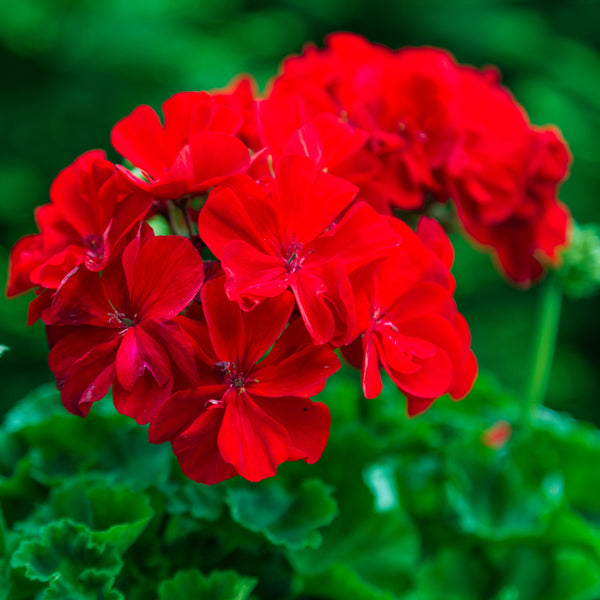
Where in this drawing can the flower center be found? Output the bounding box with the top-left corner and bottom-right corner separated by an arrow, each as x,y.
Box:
372,307 -> 398,332
83,234 -> 105,263
108,310 -> 136,329
215,361 -> 248,391
285,241 -> 304,273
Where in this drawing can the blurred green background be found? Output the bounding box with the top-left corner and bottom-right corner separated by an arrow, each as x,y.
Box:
1,0 -> 599,419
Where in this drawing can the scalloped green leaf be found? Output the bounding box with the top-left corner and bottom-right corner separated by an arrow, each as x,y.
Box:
299,563 -> 396,600
226,478 -> 337,550
2,384 -> 171,491
28,478 -> 155,553
415,547 -> 492,600
446,443 -> 564,540
10,519 -> 123,599
288,428 -> 419,597
158,569 -> 257,600
162,478 -> 225,522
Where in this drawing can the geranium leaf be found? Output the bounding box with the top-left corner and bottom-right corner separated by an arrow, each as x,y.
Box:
10,519 -> 123,599
162,478 -> 225,522
226,478 -> 338,550
44,479 -> 155,553
158,569 -> 257,600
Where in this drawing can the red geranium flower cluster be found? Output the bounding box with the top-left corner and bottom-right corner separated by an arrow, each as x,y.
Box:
268,33 -> 572,285
7,33 -> 571,484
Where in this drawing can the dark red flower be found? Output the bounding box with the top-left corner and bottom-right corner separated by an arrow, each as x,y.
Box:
198,154 -> 400,345
449,67 -> 572,284
6,150 -> 152,299
111,91 -> 251,201
149,278 -> 339,484
43,230 -> 204,424
346,217 -> 476,415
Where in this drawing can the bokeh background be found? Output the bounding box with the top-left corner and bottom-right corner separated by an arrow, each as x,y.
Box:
1,0 -> 599,420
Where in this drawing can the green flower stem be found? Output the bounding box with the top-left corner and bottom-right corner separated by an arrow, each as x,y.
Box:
523,271 -> 564,425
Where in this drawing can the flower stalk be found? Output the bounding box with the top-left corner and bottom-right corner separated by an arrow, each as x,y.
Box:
523,270 -> 563,425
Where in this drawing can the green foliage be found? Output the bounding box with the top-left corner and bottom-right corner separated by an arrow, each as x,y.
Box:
2,375 -> 600,598
158,569 -> 257,600
226,478 -> 338,550
560,222 -> 600,299
10,520 -> 123,600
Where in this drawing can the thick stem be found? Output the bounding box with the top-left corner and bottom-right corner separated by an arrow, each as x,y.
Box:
523,271 -> 563,425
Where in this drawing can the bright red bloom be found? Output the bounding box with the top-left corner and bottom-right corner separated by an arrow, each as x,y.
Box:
111,91 -> 251,200
198,154 -> 400,346
6,150 -> 152,299
346,217 -> 476,415
448,68 -> 572,284
213,75 -> 263,152
149,278 -> 339,484
43,231 -> 204,424
269,34 -> 461,212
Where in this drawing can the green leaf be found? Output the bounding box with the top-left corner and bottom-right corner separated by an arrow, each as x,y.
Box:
162,478 -> 225,522
2,383 -> 171,491
446,443 -> 564,540
158,569 -> 257,600
415,547 -> 492,600
29,478 -> 155,553
226,478 -> 338,550
289,428 -> 420,597
0,345 -> 8,358
531,407 -> 600,513
10,519 -> 123,599
299,563 -> 396,600
548,548 -> 600,600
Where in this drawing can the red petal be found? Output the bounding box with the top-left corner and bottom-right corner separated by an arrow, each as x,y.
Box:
276,155 -> 357,244
112,369 -> 171,425
252,321 -> 340,398
172,406 -> 237,485
111,105 -> 167,179
148,384 -> 227,444
218,389 -> 291,482
188,132 -> 250,192
43,268 -> 113,327
239,293 -> 295,369
6,234 -> 43,297
115,325 -> 171,391
48,328 -> 120,417
257,95 -> 306,156
361,334 -> 383,399
130,235 -> 204,321
252,395 -> 331,464
291,259 -> 355,346
312,201 -> 400,272
201,277 -> 245,363
198,175 -> 280,258
449,349 -> 478,400
222,240 -> 290,307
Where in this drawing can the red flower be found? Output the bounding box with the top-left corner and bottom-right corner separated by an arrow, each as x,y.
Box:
269,34 -> 461,212
449,68 -> 572,284
346,217 -> 476,415
198,154 -> 400,346
43,231 -> 204,424
213,75 -> 263,152
111,91 -> 251,200
6,150 -> 151,299
149,278 -> 339,484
